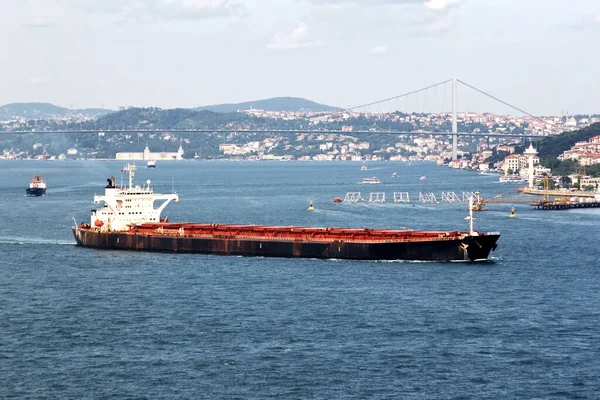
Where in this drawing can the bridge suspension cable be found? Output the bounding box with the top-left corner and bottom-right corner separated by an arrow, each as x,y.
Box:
457,79 -> 552,125
342,79 -> 453,112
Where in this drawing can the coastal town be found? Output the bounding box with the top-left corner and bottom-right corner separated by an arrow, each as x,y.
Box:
2,105 -> 600,190
0,107 -> 597,160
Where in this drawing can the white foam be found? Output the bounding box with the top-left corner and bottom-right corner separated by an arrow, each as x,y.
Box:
0,236 -> 75,245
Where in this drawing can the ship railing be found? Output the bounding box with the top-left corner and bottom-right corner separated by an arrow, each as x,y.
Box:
133,228 -> 465,242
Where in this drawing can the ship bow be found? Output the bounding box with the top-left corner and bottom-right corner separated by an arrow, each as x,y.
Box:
463,233 -> 500,261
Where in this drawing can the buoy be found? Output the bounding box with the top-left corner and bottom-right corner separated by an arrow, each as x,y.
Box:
509,207 -> 515,218
333,197 -> 342,203
308,201 -> 314,211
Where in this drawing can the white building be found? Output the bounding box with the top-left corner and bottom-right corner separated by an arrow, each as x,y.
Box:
503,154 -> 520,174
116,143 -> 184,161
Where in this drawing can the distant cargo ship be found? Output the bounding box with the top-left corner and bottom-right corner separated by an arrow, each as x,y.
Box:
361,177 -> 381,184
72,164 -> 500,261
26,174 -> 46,196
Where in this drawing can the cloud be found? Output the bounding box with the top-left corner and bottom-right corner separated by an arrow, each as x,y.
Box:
268,23 -> 325,50
29,74 -> 53,85
563,13 -> 600,31
23,17 -> 56,28
370,45 -> 388,54
416,10 -> 458,34
305,0 -> 459,9
65,0 -> 244,21
307,0 -> 420,4
423,0 -> 461,12
304,0 -> 463,36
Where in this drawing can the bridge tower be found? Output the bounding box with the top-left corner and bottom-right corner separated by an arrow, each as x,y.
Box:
452,78 -> 458,160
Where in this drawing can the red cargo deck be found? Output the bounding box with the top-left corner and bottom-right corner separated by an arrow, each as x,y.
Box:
127,223 -> 470,243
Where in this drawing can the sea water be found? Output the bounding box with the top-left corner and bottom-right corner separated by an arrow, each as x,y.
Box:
0,160 -> 599,398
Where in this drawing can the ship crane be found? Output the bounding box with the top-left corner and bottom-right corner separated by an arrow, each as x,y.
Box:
477,187 -> 532,209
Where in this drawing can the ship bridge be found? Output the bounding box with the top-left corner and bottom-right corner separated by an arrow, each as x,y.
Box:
92,164 -> 178,231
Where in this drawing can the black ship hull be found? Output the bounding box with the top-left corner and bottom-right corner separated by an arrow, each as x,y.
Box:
26,188 -> 46,196
72,228 -> 499,262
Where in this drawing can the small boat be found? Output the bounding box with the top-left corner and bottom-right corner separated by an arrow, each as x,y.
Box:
392,172 -> 398,177
419,176 -> 426,181
361,177 -> 381,184
499,174 -> 525,183
333,197 -> 343,203
360,165 -> 368,171
26,174 -> 46,196
147,160 -> 156,168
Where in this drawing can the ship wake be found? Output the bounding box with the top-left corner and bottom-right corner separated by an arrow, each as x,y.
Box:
0,236 -> 76,245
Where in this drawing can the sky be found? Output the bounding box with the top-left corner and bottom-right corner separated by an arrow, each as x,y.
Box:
1,0 -> 599,116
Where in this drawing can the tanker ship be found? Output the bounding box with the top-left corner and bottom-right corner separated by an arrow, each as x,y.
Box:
72,164 -> 500,261
26,173 -> 46,196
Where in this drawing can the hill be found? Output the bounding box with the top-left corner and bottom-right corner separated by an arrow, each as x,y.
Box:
0,102 -> 113,120
537,122 -> 600,159
195,97 -> 341,113
89,107 -> 256,130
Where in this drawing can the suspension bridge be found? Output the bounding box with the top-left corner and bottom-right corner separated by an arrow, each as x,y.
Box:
0,79 -> 553,160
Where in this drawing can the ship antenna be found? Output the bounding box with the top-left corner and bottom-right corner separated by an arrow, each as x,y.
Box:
128,164 -> 135,189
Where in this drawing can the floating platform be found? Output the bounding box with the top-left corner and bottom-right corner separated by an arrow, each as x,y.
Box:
531,199 -> 600,210
368,192 -> 385,203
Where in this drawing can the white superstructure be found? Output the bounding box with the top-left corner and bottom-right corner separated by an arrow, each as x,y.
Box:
29,174 -> 46,189
91,164 -> 178,232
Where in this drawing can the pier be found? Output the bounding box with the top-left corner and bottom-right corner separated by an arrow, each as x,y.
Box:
519,187 -> 596,198
531,199 -> 600,210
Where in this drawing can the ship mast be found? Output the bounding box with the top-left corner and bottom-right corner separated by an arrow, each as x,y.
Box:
466,196 -> 477,235
123,163 -> 136,189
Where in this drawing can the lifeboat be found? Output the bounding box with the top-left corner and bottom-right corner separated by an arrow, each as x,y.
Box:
94,219 -> 104,227
333,197 -> 343,203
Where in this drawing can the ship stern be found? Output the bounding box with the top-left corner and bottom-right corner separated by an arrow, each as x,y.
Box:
72,227 -> 85,246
